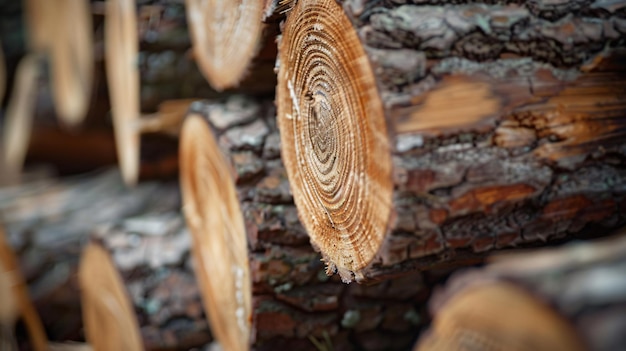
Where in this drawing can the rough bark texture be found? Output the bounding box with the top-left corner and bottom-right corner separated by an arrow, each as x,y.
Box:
0,171 -> 212,350
184,97 -> 432,351
277,0 -> 626,282
417,231 -> 626,351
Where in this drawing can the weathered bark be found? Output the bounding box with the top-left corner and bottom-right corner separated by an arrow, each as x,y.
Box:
180,97 -> 431,351
0,171 -> 212,350
276,0 -> 626,282
416,231 -> 626,351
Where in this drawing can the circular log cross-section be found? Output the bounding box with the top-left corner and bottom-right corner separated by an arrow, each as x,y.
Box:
186,0 -> 265,90
106,0 -> 141,186
416,282 -> 585,351
278,0 -> 626,283
180,115 -> 252,351
79,243 -> 143,351
277,0 -> 393,282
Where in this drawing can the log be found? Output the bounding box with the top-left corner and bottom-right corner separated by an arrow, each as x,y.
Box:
24,0 -> 93,127
185,0 -> 265,90
276,0 -> 626,282
0,171 -> 212,350
180,97 -> 432,351
0,225 -> 47,351
78,243 -> 143,351
416,230 -> 626,351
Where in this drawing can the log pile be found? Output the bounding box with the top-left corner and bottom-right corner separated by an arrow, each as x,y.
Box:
276,0 -> 626,282
1,0 -> 626,350
180,97 -> 432,351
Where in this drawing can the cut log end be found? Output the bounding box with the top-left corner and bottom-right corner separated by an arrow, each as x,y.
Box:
49,0 -> 93,127
277,0 -> 393,282
186,0 -> 265,90
106,0 -> 141,186
78,243 -> 143,351
180,114 -> 252,351
415,282 -> 586,351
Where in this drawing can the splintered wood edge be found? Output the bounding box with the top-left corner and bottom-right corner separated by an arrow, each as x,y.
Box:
180,114 -> 252,351
415,282 -> 586,351
49,0 -> 93,127
106,0 -> 141,186
0,226 -> 48,351
78,243 -> 143,351
185,0 -> 264,90
277,0 -> 393,282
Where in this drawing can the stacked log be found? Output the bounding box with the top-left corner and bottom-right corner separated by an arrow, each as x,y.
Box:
185,0 -> 265,90
0,171 -> 212,350
78,243 -> 143,351
276,0 -> 626,282
0,226 -> 47,351
416,231 -> 626,351
180,97 -> 431,351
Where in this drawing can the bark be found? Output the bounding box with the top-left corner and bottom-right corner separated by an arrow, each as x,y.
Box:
276,0 -> 626,282
416,231 -> 626,351
0,171 -> 212,350
180,97 -> 431,351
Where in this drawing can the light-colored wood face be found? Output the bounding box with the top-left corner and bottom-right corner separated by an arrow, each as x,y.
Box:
277,0 -> 393,282
185,0 -> 264,90
2,55 -> 38,183
48,0 -> 93,127
25,0 -> 93,127
106,0 -> 140,186
180,115 -> 252,351
78,244 -> 143,351
416,282 -> 586,351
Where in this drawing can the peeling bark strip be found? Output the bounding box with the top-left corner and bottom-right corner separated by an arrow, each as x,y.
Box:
277,0 -> 626,282
417,233 -> 626,351
181,98 -> 430,351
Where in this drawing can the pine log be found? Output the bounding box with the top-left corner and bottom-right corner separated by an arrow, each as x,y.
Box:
416,231 -> 626,351
180,97 -> 431,351
0,225 -> 47,351
78,243 -> 143,351
185,0 -> 265,90
0,171 -> 212,350
276,0 -> 626,282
